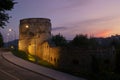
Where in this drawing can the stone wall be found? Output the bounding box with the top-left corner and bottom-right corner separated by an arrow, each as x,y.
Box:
19,18 -> 51,55
40,42 -> 116,73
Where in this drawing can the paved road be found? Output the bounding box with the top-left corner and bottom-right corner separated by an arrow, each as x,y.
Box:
0,50 -> 53,80
0,68 -> 19,80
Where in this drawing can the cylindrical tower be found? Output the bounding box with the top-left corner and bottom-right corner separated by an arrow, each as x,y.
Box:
19,18 -> 51,54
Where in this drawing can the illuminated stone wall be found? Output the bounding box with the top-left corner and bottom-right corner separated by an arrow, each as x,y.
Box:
41,42 -> 116,73
19,18 -> 51,55
41,42 -> 60,65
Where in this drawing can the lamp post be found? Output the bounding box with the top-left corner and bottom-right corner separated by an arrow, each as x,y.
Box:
8,28 -> 16,49
6,33 -> 10,48
9,29 -> 16,40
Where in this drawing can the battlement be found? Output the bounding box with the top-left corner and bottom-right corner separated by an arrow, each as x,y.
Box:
20,18 -> 51,24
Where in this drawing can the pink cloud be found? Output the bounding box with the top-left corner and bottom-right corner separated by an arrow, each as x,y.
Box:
95,30 -> 112,37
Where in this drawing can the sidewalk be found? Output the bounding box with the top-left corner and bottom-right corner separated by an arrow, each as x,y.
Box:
2,52 -> 86,80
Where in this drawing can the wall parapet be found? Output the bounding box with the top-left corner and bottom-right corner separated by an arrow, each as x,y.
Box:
20,18 -> 51,24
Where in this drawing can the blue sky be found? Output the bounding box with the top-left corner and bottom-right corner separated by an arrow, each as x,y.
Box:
1,0 -> 120,41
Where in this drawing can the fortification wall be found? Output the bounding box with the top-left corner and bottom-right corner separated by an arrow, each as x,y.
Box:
19,18 -> 51,55
40,42 -> 116,73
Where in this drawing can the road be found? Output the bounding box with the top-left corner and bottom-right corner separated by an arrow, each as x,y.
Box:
0,68 -> 19,80
0,49 -> 53,80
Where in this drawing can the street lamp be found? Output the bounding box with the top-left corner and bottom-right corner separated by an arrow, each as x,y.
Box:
9,29 -> 16,40
6,33 -> 10,48
9,29 -> 12,32
8,28 -> 16,49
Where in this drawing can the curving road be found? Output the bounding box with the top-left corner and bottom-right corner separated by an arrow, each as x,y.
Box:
0,49 -> 53,80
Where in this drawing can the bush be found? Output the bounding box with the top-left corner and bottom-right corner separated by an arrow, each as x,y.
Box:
12,50 -> 28,60
12,50 -> 54,68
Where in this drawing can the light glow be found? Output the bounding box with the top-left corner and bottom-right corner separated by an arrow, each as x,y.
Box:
25,25 -> 29,28
28,54 -> 36,62
9,29 -> 12,32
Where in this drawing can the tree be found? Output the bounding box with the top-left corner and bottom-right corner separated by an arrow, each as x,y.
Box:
0,32 -> 4,47
70,34 -> 89,47
51,34 -> 67,47
0,0 -> 16,28
89,37 -> 99,47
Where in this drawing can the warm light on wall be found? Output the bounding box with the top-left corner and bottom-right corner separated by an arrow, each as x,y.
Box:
28,54 -> 36,62
28,44 -> 36,55
19,18 -> 52,64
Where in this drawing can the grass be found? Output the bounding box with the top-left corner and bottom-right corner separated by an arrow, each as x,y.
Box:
12,50 -> 28,60
12,49 -> 55,69
11,50 -> 93,79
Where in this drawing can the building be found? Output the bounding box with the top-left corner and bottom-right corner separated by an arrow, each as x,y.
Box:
19,18 -> 116,73
19,18 -> 51,56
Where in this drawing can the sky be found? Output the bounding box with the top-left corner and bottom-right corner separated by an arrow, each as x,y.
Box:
1,0 -> 120,41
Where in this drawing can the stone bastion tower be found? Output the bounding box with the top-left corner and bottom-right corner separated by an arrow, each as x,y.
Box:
19,18 -> 51,55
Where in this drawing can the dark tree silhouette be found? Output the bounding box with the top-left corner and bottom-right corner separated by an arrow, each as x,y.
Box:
89,37 -> 99,47
0,0 -> 16,28
51,34 -> 67,47
70,34 -> 89,47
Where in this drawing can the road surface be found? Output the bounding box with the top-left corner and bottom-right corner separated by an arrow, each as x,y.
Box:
0,49 -> 53,80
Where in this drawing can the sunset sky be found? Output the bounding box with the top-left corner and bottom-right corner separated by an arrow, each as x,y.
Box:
1,0 -> 120,41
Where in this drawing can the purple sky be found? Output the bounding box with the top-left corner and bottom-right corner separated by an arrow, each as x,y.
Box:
1,0 -> 120,41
